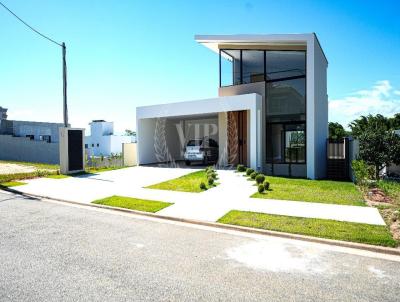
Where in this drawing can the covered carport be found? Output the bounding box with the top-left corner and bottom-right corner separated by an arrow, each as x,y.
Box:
136,93 -> 263,169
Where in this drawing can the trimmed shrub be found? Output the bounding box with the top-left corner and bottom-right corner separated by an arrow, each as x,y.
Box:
246,168 -> 254,176
255,174 -> 265,185
263,181 -> 270,191
250,171 -> 258,180
206,166 -> 214,172
236,164 -> 246,172
211,172 -> 217,179
258,184 -> 265,193
199,182 -> 207,190
208,176 -> 214,185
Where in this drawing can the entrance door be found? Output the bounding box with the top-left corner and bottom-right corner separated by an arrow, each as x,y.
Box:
227,111 -> 247,166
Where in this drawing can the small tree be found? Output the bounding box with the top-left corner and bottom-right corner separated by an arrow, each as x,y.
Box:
358,127 -> 400,179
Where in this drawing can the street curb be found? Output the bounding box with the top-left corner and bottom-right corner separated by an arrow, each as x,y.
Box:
4,188 -> 400,257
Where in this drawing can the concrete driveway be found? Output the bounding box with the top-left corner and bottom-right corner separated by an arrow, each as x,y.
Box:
14,166 -> 385,225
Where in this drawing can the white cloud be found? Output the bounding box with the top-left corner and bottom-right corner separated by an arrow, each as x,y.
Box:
329,80 -> 400,128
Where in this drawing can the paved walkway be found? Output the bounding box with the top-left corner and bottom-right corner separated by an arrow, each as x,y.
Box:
13,166 -> 385,225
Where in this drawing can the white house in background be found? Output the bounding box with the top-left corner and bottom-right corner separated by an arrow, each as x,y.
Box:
85,120 -> 133,157
136,33 -> 328,179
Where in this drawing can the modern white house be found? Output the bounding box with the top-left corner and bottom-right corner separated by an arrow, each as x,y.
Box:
85,120 -> 133,157
136,33 -> 328,179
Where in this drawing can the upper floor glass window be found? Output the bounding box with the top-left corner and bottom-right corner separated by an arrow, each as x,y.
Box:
242,50 -> 264,84
220,49 -> 306,87
220,49 -> 241,86
266,51 -> 306,81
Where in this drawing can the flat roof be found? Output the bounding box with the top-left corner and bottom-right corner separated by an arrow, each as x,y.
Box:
195,33 -> 328,64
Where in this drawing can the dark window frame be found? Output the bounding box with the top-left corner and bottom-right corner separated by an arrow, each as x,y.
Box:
219,49 -> 306,87
266,121 -> 306,164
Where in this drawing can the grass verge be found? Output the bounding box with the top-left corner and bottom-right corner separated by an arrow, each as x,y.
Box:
0,181 -> 27,188
146,170 -> 218,193
0,170 -> 57,183
92,195 -> 172,213
45,174 -> 70,179
251,176 -> 365,206
218,210 -> 397,247
86,166 -> 129,173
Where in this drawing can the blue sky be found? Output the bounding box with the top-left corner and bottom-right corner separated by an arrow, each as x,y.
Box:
0,0 -> 399,132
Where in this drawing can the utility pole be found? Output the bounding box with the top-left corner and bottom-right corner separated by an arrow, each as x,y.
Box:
62,42 -> 68,127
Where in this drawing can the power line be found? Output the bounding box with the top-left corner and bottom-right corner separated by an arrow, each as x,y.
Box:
0,1 -> 62,47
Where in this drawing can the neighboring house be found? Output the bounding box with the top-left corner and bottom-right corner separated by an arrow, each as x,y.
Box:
85,120 -> 133,157
0,107 -> 65,164
136,33 -> 328,179
0,106 -> 7,120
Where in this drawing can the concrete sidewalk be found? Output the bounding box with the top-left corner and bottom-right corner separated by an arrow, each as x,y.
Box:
13,166 -> 386,225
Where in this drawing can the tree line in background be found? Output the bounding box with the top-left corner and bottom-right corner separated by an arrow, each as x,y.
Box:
329,113 -> 400,140
329,113 -> 400,180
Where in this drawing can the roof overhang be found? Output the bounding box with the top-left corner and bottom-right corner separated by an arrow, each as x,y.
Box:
195,33 -> 328,64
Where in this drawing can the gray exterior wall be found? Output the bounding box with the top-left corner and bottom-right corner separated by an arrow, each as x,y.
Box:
11,121 -> 64,143
0,135 -> 59,164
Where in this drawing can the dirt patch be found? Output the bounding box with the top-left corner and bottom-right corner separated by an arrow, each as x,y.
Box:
379,208 -> 400,241
365,188 -> 393,204
363,187 -> 400,242
0,163 -> 36,175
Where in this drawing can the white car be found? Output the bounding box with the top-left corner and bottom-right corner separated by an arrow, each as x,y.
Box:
183,137 -> 219,166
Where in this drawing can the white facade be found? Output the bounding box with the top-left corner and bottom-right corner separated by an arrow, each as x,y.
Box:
136,33 -> 328,179
85,121 -> 133,157
137,94 -> 262,170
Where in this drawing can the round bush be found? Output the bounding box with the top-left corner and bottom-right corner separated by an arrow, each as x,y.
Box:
199,182 -> 206,190
255,174 -> 265,184
250,171 -> 258,179
263,181 -> 270,191
246,168 -> 254,176
236,164 -> 246,172
208,176 -> 214,185
258,184 -> 265,193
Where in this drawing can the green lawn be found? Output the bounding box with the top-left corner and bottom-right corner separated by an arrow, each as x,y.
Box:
45,174 -> 70,179
146,170 -> 217,193
218,210 -> 397,247
0,160 -> 59,170
86,166 -> 128,173
251,176 -> 365,206
92,195 -> 172,213
0,181 -> 27,188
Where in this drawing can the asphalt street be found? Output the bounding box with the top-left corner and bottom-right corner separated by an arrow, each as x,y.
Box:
0,191 -> 399,302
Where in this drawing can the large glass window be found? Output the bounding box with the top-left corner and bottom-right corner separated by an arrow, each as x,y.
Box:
284,124 -> 305,163
242,50 -> 264,84
266,78 -> 306,122
266,51 -> 306,81
220,50 -> 241,86
266,123 -> 305,163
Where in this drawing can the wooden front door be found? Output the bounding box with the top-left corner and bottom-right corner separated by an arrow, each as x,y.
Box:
227,111 -> 247,166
